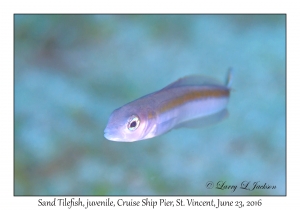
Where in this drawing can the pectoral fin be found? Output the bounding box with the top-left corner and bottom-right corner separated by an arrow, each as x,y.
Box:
174,109 -> 229,129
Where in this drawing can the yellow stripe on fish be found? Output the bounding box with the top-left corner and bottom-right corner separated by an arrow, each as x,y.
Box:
158,88 -> 229,115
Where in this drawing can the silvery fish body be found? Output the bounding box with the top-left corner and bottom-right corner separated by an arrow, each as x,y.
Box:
104,70 -> 232,142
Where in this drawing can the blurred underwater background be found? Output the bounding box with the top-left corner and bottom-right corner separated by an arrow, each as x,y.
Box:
14,14 -> 286,195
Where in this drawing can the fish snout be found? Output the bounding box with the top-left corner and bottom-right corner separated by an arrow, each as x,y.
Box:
104,126 -> 125,141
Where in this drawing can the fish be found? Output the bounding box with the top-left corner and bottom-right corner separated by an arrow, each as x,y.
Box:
104,69 -> 233,142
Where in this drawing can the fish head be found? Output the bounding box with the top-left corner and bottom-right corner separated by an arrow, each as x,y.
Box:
104,104 -> 156,142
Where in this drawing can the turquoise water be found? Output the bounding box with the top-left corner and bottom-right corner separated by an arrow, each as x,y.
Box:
14,15 -> 285,195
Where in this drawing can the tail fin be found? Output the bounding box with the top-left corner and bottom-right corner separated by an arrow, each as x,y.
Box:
225,68 -> 233,88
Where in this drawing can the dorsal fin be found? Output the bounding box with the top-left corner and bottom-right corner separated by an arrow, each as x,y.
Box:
162,69 -> 233,90
226,68 -> 233,88
162,75 -> 222,90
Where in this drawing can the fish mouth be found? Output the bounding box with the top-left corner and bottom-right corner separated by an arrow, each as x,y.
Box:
104,130 -> 137,142
104,130 -> 115,140
104,133 -> 121,141
104,127 -> 124,141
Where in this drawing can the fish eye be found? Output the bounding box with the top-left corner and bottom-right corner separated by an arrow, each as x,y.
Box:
127,115 -> 140,131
